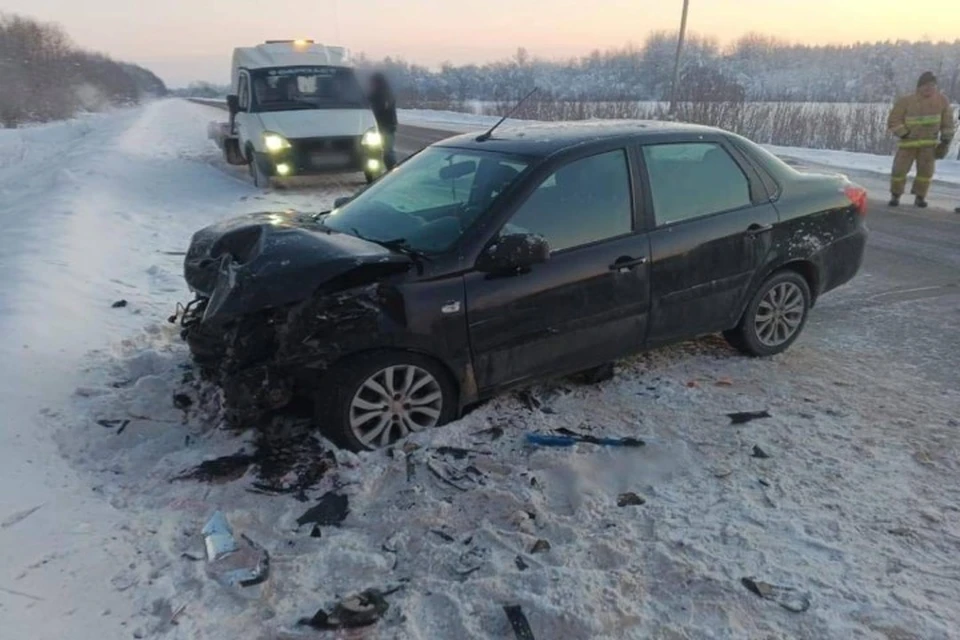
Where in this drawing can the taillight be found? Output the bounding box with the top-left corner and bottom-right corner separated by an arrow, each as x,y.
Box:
843,184 -> 868,217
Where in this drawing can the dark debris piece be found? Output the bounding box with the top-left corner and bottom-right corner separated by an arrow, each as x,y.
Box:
434,446 -> 478,460
296,492 -> 349,528
741,576 -> 811,613
298,589 -> 390,630
175,451 -> 256,484
617,492 -> 646,507
530,539 -> 551,554
431,529 -> 455,543
96,418 -> 130,431
751,445 -> 771,459
111,299 -> 128,308
503,604 -> 536,640
173,393 -> 193,409
515,556 -> 529,571
728,410 -> 772,425
474,426 -> 505,441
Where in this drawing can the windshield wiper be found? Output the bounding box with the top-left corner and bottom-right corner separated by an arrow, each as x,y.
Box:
379,237 -> 433,262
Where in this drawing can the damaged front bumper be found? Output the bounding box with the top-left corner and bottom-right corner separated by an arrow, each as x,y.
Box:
173,296 -> 294,422
172,282 -> 387,426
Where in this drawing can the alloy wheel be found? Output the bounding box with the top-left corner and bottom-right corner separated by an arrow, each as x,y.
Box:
348,365 -> 443,449
754,281 -> 806,347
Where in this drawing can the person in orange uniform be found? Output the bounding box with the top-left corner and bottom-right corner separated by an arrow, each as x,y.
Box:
887,71 -> 955,208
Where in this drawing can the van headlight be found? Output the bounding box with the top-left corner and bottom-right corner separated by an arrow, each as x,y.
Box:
361,129 -> 383,148
263,132 -> 291,153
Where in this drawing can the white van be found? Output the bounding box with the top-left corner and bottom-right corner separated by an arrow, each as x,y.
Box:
209,41 -> 383,188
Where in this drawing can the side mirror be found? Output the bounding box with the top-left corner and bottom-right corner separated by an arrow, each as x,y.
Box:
226,94 -> 240,114
477,233 -> 550,274
333,196 -> 352,209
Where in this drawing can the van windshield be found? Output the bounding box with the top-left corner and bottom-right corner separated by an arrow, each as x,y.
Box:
250,66 -> 366,111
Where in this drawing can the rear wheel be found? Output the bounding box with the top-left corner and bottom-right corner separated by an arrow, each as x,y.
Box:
725,270 -> 811,357
316,351 -> 458,451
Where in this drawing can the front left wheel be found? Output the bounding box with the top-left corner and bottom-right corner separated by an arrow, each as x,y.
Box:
316,351 -> 458,451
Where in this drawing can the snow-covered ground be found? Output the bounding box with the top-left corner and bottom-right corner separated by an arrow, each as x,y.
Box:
400,108 -> 960,186
3,99 -> 960,639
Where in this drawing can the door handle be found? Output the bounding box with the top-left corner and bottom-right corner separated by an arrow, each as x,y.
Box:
609,256 -> 648,272
746,223 -> 774,237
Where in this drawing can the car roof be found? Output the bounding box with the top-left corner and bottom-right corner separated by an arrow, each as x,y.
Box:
433,120 -> 725,157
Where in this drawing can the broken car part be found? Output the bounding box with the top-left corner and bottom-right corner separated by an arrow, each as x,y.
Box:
503,605 -> 536,640
200,511 -> 269,587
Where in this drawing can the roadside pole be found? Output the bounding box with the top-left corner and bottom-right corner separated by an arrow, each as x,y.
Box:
668,0 -> 691,117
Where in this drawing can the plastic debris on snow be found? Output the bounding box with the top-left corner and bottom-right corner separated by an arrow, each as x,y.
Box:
503,604 -> 537,640
295,491 -> 349,528
200,511 -> 269,588
297,587 -> 397,630
727,410 -> 772,425
741,577 -> 811,613
525,428 -> 645,448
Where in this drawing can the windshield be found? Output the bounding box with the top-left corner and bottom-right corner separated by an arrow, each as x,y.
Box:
250,66 -> 366,111
324,147 -> 531,254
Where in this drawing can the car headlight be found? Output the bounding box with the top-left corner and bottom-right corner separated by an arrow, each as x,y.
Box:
263,132 -> 291,153
361,129 -> 383,148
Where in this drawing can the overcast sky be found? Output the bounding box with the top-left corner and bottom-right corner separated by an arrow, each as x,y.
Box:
6,0 -> 959,86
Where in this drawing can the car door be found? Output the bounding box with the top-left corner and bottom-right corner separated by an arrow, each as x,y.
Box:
464,148 -> 652,392
641,140 -> 780,344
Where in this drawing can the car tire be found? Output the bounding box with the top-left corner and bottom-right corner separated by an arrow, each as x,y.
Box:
725,270 -> 811,357
316,351 -> 458,451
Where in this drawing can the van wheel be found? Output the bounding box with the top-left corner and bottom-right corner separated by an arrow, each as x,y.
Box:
725,270 -> 811,357
316,351 -> 458,451
247,151 -> 271,189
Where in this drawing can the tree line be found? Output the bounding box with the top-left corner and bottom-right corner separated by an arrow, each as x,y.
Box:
0,13 -> 167,128
354,32 -> 960,106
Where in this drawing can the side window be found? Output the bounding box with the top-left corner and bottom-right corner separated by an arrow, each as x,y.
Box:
503,150 -> 632,253
238,74 -> 250,110
642,142 -> 751,226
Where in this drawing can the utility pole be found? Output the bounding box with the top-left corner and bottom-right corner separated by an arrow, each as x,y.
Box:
668,0 -> 690,116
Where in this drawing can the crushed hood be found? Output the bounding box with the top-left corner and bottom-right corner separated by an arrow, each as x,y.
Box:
256,110 -> 376,140
184,211 -> 411,322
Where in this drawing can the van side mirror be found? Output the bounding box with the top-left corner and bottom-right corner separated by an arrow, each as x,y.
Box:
226,94 -> 240,115
477,233 -> 550,274
333,196 -> 352,209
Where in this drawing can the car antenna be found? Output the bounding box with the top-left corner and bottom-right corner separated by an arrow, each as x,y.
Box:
476,87 -> 539,142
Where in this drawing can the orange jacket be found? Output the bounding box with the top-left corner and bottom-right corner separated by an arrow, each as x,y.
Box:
887,91 -> 955,148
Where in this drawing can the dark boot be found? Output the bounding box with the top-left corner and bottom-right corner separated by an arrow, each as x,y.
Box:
914,196 -> 928,208
888,194 -> 900,207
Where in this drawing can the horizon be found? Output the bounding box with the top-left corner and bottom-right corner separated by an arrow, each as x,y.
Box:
5,0 -> 960,86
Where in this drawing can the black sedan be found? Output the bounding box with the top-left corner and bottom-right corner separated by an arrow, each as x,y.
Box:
178,121 -> 867,450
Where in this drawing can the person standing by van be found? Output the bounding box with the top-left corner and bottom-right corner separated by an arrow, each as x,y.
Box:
369,72 -> 398,169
